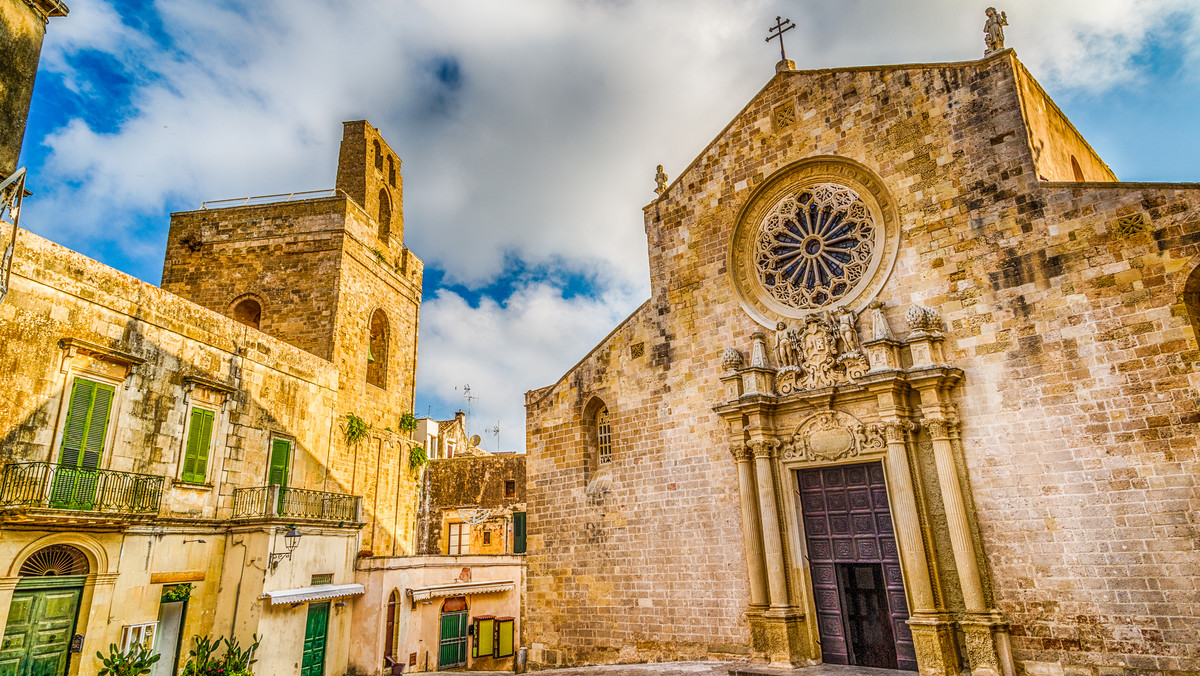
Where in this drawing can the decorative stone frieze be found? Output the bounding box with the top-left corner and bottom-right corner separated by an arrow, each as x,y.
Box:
774,311 -> 869,394
781,410 -> 884,462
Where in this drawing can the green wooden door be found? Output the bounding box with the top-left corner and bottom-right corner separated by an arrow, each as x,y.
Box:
268,438 -> 291,515
513,512 -> 526,554
52,378 -> 115,509
300,601 -> 329,676
438,610 -> 467,669
0,586 -> 82,676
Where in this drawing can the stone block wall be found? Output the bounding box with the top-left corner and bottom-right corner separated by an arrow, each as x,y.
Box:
415,454 -> 526,555
525,50 -> 1200,673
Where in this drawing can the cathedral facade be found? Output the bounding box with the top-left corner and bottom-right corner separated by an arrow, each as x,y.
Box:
524,51 -> 1200,676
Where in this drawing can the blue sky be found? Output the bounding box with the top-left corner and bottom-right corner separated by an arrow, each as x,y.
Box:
18,0 -> 1200,451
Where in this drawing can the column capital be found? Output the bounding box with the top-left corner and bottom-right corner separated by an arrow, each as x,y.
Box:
882,419 -> 916,443
730,443 -> 754,463
748,438 -> 780,459
922,417 -> 955,440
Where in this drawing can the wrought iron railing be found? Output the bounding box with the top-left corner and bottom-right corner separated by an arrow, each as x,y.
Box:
0,462 -> 164,514
232,485 -> 361,522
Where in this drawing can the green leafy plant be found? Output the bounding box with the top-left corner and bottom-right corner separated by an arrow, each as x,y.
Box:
344,412 -> 370,446
398,412 -> 418,433
409,445 -> 428,471
371,247 -> 389,265
98,643 -> 160,676
181,633 -> 261,676
162,583 -> 191,602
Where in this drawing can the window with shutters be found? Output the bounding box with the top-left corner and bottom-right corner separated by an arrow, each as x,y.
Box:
446,521 -> 468,555
57,377 -> 116,473
512,512 -> 526,554
495,618 -> 515,658
268,438 -> 292,488
179,407 -> 215,484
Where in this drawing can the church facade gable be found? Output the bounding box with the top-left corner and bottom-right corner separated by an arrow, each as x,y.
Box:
526,51 -> 1200,676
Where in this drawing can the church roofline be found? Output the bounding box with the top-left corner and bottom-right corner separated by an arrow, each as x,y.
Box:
645,49 -> 1019,211
524,298 -> 651,408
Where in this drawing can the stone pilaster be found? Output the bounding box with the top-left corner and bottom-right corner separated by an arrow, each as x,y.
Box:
0,577 -> 18,636
908,614 -> 961,676
750,439 -> 788,610
731,443 -> 768,608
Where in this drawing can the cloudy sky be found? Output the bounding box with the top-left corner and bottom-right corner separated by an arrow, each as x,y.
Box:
20,0 -> 1200,451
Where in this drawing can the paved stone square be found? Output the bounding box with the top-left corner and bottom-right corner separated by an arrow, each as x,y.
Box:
480,662 -> 904,676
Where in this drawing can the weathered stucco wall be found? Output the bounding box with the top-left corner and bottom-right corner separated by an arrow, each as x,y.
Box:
353,555 -> 525,675
525,50 -> 1200,674
416,455 -> 527,555
0,0 -> 65,176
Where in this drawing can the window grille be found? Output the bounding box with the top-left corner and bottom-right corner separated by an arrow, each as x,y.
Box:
597,408 -> 612,465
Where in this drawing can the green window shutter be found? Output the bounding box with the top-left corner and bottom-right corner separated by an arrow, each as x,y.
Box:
58,378 -> 115,469
496,619 -> 514,657
268,438 -> 291,487
182,408 -> 214,483
513,512 -> 526,554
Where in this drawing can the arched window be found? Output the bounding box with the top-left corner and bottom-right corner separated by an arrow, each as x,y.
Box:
597,407 -> 612,465
373,140 -> 383,170
388,155 -> 396,187
378,188 -> 392,240
1071,155 -> 1084,182
19,544 -> 89,576
384,589 -> 399,666
232,298 -> 262,330
1185,265 -> 1200,343
367,309 -> 388,389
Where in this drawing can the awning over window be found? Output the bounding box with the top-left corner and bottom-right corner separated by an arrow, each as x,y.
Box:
407,580 -> 515,603
262,583 -> 364,605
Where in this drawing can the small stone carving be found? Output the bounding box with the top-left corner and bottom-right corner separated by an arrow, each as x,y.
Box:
984,8 -> 1008,55
774,321 -> 800,368
835,307 -> 862,355
783,411 -> 885,462
721,347 -> 743,371
749,331 -> 769,369
654,164 -> 668,195
867,300 -> 894,342
905,304 -> 943,336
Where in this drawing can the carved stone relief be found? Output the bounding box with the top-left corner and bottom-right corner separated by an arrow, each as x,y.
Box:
774,310 -> 869,394
781,410 -> 884,462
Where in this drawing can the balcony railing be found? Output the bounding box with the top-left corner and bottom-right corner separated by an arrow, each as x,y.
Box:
0,462 -> 164,515
232,485 -> 361,523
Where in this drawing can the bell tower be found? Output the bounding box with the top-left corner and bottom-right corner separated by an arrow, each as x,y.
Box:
335,120 -> 403,244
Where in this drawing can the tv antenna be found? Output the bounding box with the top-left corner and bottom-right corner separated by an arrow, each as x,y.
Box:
487,421 -> 500,452
455,384 -> 477,436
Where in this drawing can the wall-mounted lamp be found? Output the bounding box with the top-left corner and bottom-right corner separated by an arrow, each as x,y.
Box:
183,538 -> 207,544
269,526 -> 302,570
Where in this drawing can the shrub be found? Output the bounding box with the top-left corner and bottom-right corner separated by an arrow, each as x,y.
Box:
97,643 -> 160,676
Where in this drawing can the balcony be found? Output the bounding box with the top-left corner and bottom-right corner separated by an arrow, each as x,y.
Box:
0,462 -> 164,523
232,486 -> 361,524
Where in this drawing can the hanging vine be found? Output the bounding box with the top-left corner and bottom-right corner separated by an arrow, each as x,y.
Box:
344,412 -> 370,446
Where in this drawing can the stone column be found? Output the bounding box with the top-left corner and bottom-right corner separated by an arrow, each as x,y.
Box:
885,422 -> 959,676
925,419 -> 985,610
882,422 -> 935,612
731,443 -> 768,608
750,439 -> 788,609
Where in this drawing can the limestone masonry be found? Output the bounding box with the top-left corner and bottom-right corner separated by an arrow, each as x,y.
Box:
525,50 -> 1200,676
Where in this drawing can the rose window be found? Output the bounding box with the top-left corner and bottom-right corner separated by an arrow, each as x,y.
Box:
753,183 -> 876,309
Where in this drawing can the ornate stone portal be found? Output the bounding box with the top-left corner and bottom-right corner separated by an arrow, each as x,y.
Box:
715,302 -> 1013,676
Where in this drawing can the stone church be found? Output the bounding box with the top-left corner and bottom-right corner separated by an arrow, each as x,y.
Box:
524,48 -> 1200,676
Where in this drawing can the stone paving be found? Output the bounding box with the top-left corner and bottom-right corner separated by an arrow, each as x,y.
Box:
461,661 -> 905,676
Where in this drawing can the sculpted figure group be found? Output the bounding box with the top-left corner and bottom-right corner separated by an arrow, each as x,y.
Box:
773,307 -> 868,393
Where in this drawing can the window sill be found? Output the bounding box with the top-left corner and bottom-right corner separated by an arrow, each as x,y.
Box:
173,480 -> 214,490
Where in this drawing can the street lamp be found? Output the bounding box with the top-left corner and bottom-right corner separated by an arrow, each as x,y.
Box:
269,526 -> 302,570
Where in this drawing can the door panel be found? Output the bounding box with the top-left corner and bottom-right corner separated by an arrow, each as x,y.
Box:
1,587 -> 82,676
151,601 -> 185,676
301,602 -> 329,676
438,610 -> 467,669
797,462 -> 916,671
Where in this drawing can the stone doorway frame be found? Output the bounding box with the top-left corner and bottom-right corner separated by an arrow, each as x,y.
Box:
715,325 -> 1014,676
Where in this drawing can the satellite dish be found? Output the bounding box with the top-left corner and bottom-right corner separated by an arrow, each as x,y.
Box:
469,434 -> 482,447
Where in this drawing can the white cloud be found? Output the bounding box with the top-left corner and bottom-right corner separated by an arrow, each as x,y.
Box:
21,0 -> 1200,448
414,281 -> 643,452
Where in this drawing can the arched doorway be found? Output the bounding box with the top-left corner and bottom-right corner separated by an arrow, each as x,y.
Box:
438,596 -> 468,669
384,589 -> 399,669
1,545 -> 89,674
